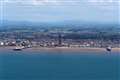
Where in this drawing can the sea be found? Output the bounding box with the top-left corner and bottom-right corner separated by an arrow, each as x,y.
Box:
0,51 -> 119,80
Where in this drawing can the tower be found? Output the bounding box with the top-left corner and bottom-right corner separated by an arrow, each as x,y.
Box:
58,33 -> 62,47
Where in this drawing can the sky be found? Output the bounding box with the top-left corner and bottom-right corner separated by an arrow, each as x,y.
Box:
0,0 -> 119,24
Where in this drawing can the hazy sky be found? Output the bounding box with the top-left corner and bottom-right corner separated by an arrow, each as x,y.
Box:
0,0 -> 119,23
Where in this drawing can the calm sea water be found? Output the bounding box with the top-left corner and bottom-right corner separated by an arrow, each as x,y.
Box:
0,51 -> 119,80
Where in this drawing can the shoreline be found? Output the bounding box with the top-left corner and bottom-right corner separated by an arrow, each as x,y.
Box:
0,46 -> 119,53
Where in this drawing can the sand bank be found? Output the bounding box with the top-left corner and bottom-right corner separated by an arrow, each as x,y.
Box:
0,46 -> 119,53
26,47 -> 120,52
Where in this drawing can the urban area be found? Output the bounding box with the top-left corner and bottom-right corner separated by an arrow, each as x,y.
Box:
0,26 -> 120,50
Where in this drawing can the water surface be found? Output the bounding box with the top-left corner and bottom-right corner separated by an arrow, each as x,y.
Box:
0,51 -> 119,80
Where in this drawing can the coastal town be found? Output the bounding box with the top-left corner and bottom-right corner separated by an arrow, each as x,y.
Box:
0,36 -> 120,48
0,26 -> 120,50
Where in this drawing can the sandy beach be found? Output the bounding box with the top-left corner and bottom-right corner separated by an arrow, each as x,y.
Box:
0,46 -> 119,53
26,47 -> 120,53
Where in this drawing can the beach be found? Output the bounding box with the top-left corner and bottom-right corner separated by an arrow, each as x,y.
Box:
25,47 -> 120,53
0,46 -> 119,53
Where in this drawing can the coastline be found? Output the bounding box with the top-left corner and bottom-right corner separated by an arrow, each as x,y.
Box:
26,47 -> 120,53
0,46 -> 119,53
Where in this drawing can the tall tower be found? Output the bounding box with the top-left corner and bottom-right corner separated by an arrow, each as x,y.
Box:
58,33 -> 62,47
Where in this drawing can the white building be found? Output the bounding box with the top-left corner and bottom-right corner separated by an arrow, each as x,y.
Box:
0,41 -> 4,46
